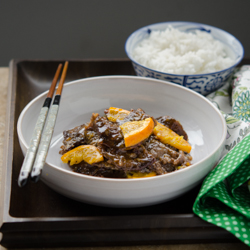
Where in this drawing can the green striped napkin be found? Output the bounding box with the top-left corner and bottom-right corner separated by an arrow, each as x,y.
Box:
193,65 -> 250,246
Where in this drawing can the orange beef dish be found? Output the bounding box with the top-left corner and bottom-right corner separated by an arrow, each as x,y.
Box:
59,108 -> 192,178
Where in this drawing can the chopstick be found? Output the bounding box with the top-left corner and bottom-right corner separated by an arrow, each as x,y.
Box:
18,63 -> 63,187
18,61 -> 69,187
30,61 -> 69,183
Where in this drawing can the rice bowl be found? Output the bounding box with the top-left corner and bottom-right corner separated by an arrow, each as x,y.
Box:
125,21 -> 244,95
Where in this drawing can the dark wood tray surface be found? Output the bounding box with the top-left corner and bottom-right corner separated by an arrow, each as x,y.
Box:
1,58 -> 245,248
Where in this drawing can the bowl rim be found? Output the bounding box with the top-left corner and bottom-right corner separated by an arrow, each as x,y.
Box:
125,21 -> 244,77
17,75 -> 227,183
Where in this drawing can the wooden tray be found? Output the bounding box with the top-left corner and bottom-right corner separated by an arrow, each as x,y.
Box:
0,59 -> 242,248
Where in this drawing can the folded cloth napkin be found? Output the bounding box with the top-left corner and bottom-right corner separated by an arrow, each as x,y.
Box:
193,65 -> 250,246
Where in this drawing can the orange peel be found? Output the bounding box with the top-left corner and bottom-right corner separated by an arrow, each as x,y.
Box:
127,172 -> 156,178
119,117 -> 155,147
61,145 -> 104,165
106,107 -> 130,122
153,122 -> 191,153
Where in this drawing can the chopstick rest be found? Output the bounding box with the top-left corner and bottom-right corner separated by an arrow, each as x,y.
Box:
31,61 -> 69,182
18,63 -> 63,187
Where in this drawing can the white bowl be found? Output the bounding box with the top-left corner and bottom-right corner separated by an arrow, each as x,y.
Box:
125,21 -> 244,95
17,76 -> 227,207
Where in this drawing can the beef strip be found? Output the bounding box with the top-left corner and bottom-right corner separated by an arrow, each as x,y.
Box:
91,115 -> 125,149
59,123 -> 86,155
145,136 -> 192,174
70,161 -> 127,178
120,108 -> 152,123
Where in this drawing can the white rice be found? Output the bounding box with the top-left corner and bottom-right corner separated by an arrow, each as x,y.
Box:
132,26 -> 235,75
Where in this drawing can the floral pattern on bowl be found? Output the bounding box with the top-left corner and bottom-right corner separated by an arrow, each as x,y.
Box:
133,61 -> 236,95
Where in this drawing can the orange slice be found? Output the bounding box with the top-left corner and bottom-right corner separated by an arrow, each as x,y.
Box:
119,117 -> 154,147
61,145 -> 104,165
153,122 -> 191,153
106,107 -> 130,122
127,172 -> 156,179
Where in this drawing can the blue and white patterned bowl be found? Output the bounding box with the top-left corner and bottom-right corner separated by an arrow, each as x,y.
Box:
125,21 -> 244,95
